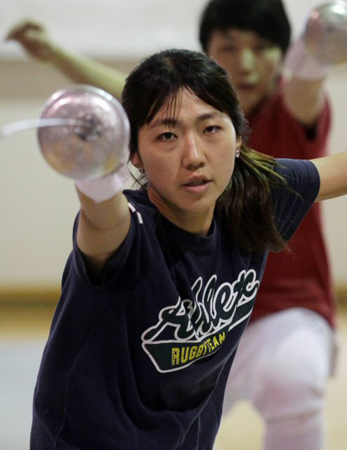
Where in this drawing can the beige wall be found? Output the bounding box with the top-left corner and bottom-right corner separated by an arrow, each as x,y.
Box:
0,0 -> 331,60
0,59 -> 347,289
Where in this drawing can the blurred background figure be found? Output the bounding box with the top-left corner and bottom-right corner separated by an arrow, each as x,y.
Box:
199,1 -> 337,450
2,1 -> 347,449
5,18 -> 126,99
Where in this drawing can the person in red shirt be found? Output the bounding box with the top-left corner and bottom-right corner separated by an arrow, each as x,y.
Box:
5,1 -> 343,448
199,2 -> 336,449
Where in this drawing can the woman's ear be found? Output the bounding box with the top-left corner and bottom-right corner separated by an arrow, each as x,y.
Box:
236,137 -> 242,158
130,152 -> 143,171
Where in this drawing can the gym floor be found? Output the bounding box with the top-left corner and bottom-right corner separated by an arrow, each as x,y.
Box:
1,302 -> 346,449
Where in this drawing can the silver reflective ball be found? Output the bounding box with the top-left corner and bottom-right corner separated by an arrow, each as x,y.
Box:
37,85 -> 130,180
304,1 -> 347,65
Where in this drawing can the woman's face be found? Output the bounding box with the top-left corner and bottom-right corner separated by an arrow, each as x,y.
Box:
207,28 -> 282,116
132,89 -> 241,234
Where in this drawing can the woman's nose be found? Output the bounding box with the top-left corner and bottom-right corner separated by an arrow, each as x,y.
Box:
182,135 -> 206,168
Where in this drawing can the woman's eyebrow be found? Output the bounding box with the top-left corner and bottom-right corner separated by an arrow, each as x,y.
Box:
197,112 -> 225,122
149,112 -> 225,129
148,118 -> 178,129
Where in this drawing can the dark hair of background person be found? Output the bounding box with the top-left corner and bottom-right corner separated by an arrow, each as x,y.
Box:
199,0 -> 291,54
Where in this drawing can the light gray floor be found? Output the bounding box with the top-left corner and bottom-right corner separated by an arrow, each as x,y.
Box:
0,340 -> 45,450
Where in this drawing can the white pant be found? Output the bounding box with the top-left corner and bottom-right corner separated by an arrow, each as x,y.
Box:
220,308 -> 337,450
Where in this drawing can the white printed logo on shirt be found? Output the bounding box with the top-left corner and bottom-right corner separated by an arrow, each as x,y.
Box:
141,270 -> 259,372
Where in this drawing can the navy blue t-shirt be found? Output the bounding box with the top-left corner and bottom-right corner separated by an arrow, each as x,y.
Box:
31,159 -> 320,450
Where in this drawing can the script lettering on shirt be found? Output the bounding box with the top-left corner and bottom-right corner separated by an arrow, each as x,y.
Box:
142,270 -> 259,372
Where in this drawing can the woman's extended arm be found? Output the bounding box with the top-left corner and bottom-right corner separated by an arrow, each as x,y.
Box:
312,152 -> 347,202
76,186 -> 131,277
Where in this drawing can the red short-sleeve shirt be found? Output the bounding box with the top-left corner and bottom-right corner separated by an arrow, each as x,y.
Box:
247,85 -> 336,328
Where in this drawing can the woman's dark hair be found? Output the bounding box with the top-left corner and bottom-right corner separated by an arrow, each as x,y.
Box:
122,48 -> 289,252
199,0 -> 291,55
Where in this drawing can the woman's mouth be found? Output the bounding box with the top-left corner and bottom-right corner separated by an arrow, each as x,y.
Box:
183,179 -> 211,193
185,179 -> 209,187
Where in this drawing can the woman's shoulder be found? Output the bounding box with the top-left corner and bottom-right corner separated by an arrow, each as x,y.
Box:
123,188 -> 149,205
274,158 -> 319,184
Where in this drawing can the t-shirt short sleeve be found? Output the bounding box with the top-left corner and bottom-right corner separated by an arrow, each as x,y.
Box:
273,158 -> 320,242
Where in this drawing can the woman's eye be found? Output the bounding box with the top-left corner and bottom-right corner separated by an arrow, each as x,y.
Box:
158,132 -> 176,141
204,125 -> 221,134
